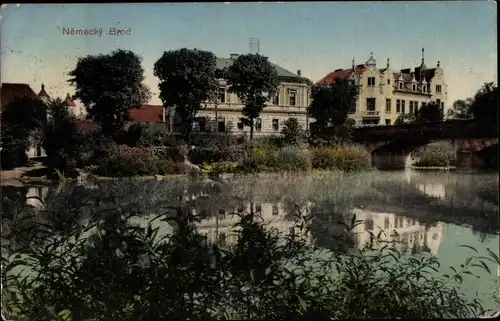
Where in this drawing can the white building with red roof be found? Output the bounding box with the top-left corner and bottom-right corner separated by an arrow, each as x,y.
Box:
317,49 -> 447,126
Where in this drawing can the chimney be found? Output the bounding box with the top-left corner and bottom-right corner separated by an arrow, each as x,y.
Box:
230,53 -> 239,60
297,70 -> 301,76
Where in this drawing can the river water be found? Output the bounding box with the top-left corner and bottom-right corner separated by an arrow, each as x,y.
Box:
1,169 -> 499,313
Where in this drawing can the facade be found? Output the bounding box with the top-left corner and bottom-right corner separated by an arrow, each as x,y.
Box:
166,54 -> 313,136
65,93 -> 85,118
317,49 -> 447,126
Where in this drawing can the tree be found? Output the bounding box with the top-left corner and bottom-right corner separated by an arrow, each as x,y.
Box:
154,48 -> 218,140
281,118 -> 306,145
415,101 -> 444,123
308,78 -> 359,143
447,98 -> 473,120
42,98 -> 84,177
68,49 -> 151,136
225,54 -> 279,140
0,97 -> 47,169
395,113 -> 417,125
469,82 -> 497,125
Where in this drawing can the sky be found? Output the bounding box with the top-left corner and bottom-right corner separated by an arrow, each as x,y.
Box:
0,2 -> 497,108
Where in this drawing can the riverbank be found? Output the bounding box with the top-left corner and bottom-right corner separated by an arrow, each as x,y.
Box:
411,166 -> 456,170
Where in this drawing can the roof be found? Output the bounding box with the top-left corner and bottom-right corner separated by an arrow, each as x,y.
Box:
393,68 -> 436,83
128,105 -> 164,123
216,57 -> 305,81
37,84 -> 50,98
75,119 -> 100,133
1,83 -> 37,109
316,65 -> 366,86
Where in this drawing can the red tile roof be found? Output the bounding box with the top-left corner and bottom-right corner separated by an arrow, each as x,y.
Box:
75,119 -> 100,133
316,66 -> 366,86
128,105 -> 164,123
1,83 -> 38,110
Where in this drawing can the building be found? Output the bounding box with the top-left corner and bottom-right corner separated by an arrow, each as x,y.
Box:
65,93 -> 86,118
317,49 -> 447,126
164,54 -> 312,136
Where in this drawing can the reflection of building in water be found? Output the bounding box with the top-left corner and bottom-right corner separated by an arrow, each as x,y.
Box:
351,208 -> 444,255
25,187 -> 48,210
416,183 -> 446,199
195,202 -> 312,246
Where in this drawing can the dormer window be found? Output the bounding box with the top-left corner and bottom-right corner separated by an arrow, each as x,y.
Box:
422,85 -> 427,93
398,82 -> 403,90
412,84 -> 417,91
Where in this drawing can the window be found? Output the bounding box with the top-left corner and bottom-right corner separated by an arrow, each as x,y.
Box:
198,117 -> 206,132
272,119 -> 279,131
396,99 -> 401,113
384,217 -> 390,229
401,100 -> 406,114
385,99 -> 391,113
218,117 -> 226,132
414,101 -> 419,111
288,89 -> 297,106
366,98 -> 376,111
254,204 -> 262,213
409,101 -> 414,114
432,233 -> 438,240
385,119 -> 391,125
368,77 -> 376,86
412,84 -> 417,91
272,91 -> 280,105
237,121 -> 244,130
436,85 -> 442,93
218,86 -> 226,103
387,79 -> 391,85
422,102 -> 427,109
422,85 -> 427,93
398,82 -> 403,90
255,118 -> 262,132
436,99 -> 441,106
218,232 -> 226,247
272,204 -> 279,215
365,219 -> 374,231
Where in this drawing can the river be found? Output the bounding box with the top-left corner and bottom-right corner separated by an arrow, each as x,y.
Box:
1,169 -> 499,313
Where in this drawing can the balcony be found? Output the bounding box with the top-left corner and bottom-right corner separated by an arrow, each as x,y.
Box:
362,110 -> 380,118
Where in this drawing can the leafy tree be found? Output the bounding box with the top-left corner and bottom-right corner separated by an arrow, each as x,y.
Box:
281,118 -> 306,145
447,98 -> 473,120
0,97 -> 47,169
42,98 -> 84,177
68,49 -> 151,136
154,48 -> 218,140
469,82 -> 497,125
308,78 -> 359,143
415,101 -> 444,123
225,54 -> 279,140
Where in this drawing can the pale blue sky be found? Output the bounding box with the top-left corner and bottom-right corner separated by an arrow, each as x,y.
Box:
0,2 -> 497,107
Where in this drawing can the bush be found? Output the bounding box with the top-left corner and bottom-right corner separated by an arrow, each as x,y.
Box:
201,162 -> 243,175
153,146 -> 186,162
413,144 -> 456,167
188,146 -> 246,165
2,197 -> 496,320
241,147 -> 311,172
122,122 -> 169,147
311,147 -> 370,172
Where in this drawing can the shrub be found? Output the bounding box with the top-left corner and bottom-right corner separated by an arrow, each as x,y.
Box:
311,147 -> 370,172
153,146 -> 185,162
413,144 -> 456,167
188,146 -> 246,165
274,146 -> 311,171
201,162 -> 243,175
122,122 -> 169,147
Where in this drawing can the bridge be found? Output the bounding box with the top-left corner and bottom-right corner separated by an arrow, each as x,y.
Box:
351,119 -> 498,169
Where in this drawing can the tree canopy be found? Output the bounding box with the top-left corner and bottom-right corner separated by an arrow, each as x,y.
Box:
447,98 -> 474,120
153,48 -> 218,139
68,49 -> 151,136
225,54 -> 279,139
415,101 -> 444,123
307,78 -> 359,142
469,82 -> 497,124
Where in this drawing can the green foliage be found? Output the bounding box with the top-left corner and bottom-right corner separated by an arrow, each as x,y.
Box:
122,122 -> 169,147
153,48 -> 218,139
1,192 -> 495,320
469,82 -> 497,125
0,97 -> 48,169
68,49 -> 151,135
447,98 -> 474,120
413,144 -> 456,167
241,146 -> 311,172
281,117 -> 307,145
188,146 -> 246,165
91,145 -> 187,177
308,78 -> 359,141
311,147 -> 371,172
225,54 -> 280,140
415,101 -> 444,123
201,162 -> 242,175
42,98 -> 84,178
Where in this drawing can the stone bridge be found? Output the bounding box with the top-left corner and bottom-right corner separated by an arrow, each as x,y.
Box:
351,120 -> 498,169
